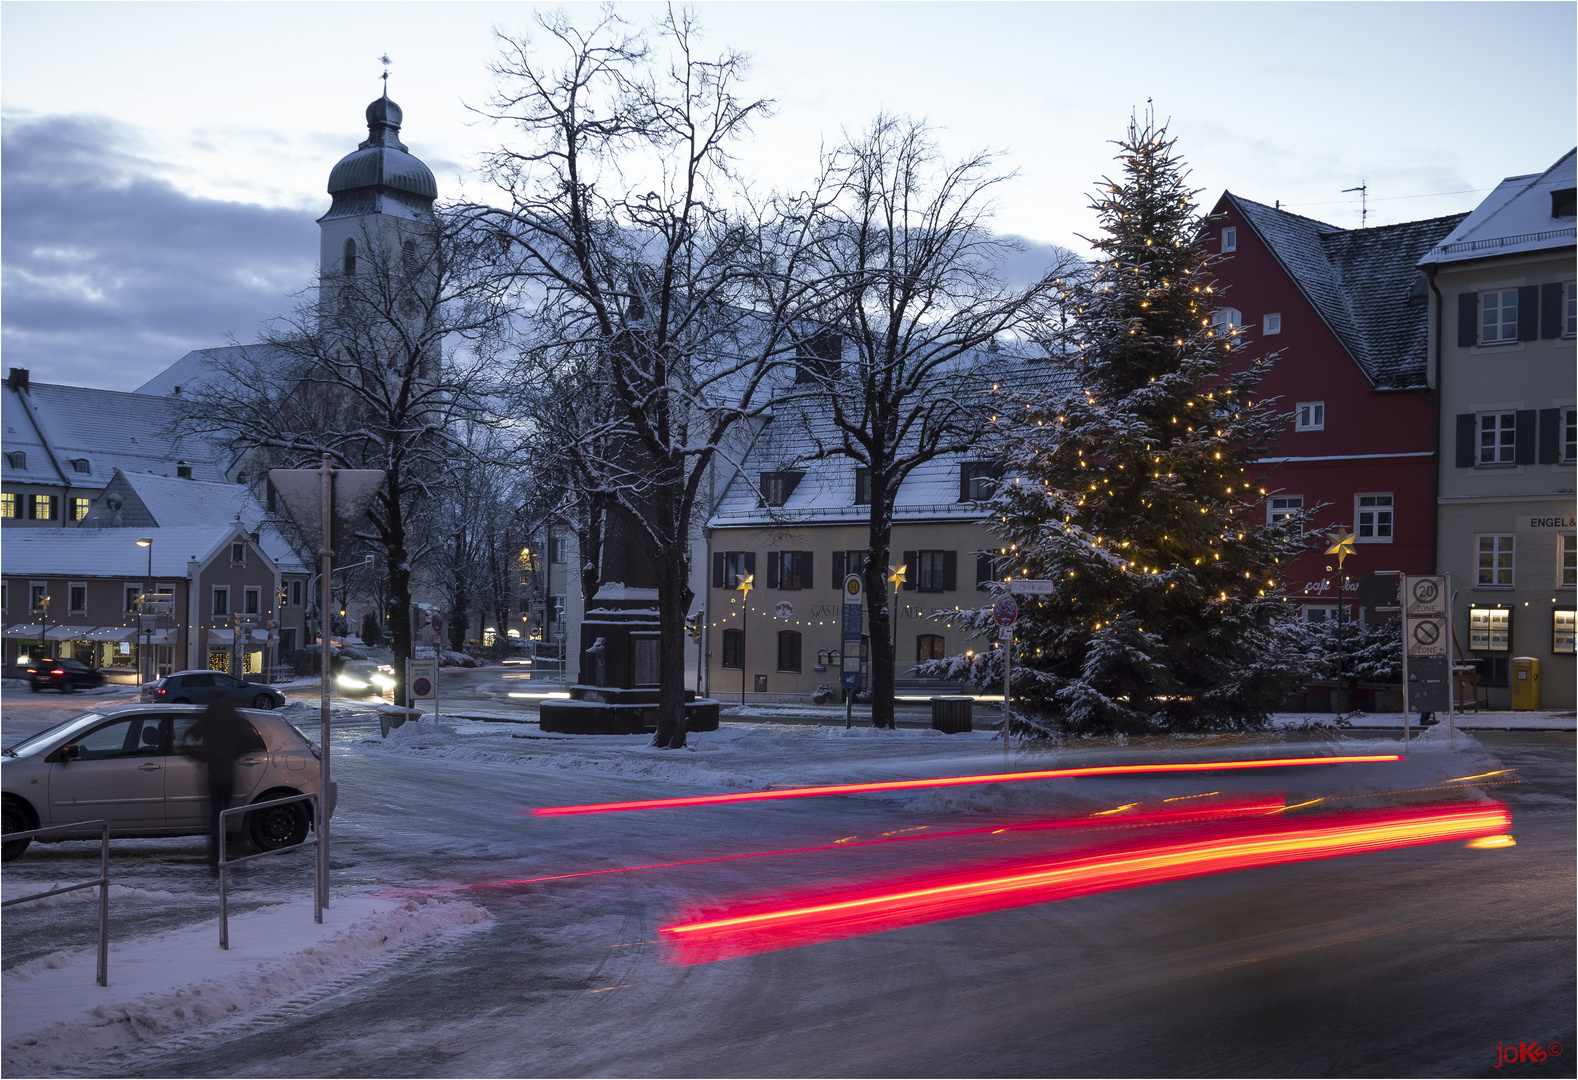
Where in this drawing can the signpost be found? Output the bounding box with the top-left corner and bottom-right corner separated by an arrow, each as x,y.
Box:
408,655 -> 437,721
841,574 -> 864,729
1403,574 -> 1451,749
993,593 -> 1020,765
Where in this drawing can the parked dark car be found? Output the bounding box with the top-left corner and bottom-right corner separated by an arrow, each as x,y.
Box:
26,658 -> 107,694
140,670 -> 286,710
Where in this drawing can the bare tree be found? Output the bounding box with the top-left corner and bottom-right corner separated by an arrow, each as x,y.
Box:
789,115 -> 1083,728
175,209 -> 511,698
472,8 -> 827,747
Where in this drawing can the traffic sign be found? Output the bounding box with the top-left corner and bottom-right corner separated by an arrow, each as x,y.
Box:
1404,575 -> 1447,617
1005,579 -> 1055,595
841,574 -> 863,691
1406,616 -> 1447,657
993,595 -> 1019,628
412,677 -> 433,697
431,613 -> 444,634
409,656 -> 436,699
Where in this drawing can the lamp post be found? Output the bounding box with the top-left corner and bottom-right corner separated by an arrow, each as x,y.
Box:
736,572 -> 753,704
136,538 -> 153,685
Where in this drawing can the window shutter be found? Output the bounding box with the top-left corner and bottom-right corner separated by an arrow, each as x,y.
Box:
1517,286 -> 1540,341
47,495 -> 58,520
744,552 -> 755,578
1456,293 -> 1478,348
942,551 -> 957,591
833,550 -> 845,585
902,551 -> 917,591
766,552 -> 780,589
712,553 -> 726,589
801,552 -> 813,590
1541,282 -> 1564,339
959,465 -> 971,502
1515,410 -> 1537,465
1539,408 -> 1561,464
1455,414 -> 1476,468
977,553 -> 993,590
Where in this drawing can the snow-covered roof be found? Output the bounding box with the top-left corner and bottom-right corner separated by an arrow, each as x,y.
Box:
1420,150 -> 1577,266
2,376 -> 225,489
134,344 -> 294,399
708,357 -> 1080,529
0,524 -> 259,578
1225,195 -> 1465,389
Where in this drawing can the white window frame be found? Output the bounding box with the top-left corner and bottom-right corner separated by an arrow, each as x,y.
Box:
1565,281 -> 1577,338
230,542 -> 246,566
122,583 -> 142,613
1560,532 -> 1576,588
1,582 -> 7,612
1469,605 -> 1511,652
1301,605 -> 1338,624
1561,406 -> 1576,465
1221,226 -> 1237,252
1479,288 -> 1519,345
31,582 -> 48,614
1262,313 -> 1282,335
1476,534 -> 1515,587
1210,308 -> 1241,332
212,586 -> 230,617
1295,402 -> 1325,432
1268,495 -> 1304,526
244,587 -> 261,615
68,581 -> 87,613
1354,493 -> 1393,543
1477,410 -> 1516,466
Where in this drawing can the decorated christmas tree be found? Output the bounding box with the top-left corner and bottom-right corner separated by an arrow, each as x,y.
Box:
938,111 -> 1311,734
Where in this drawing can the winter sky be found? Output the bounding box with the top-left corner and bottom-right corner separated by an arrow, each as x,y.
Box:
2,1 -> 1573,392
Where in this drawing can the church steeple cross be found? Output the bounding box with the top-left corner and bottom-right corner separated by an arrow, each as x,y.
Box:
379,53 -> 392,95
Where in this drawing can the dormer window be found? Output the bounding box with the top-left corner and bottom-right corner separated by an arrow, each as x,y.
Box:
69,458 -> 91,474
959,461 -> 1004,502
343,238 -> 357,276
177,461 -> 192,479
231,542 -> 246,565
1553,187 -> 1576,219
1221,226 -> 1237,252
760,471 -> 804,508
6,451 -> 25,470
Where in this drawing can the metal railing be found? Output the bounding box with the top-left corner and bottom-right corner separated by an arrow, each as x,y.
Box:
218,793 -> 321,950
1,819 -> 111,986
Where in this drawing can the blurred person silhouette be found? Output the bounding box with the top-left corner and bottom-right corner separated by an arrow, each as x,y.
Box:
180,699 -> 252,875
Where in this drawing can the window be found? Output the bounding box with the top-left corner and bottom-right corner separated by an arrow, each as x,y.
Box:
1302,606 -> 1337,624
794,332 -> 842,384
1468,606 -> 1510,651
70,497 -> 90,522
230,542 -> 245,565
1555,609 -> 1576,654
1,582 -> 7,611
1295,402 -> 1325,431
1221,226 -> 1237,252
760,471 -> 804,507
1562,407 -> 1577,464
1553,188 -> 1577,218
831,550 -> 866,585
30,494 -> 56,520
960,461 -> 1003,502
768,551 -> 812,590
69,583 -> 86,614
6,451 -> 25,470
213,586 -> 230,617
1268,495 -> 1303,525
551,537 -> 567,564
343,238 -> 356,276
916,634 -> 946,663
244,587 -> 260,615
713,551 -> 755,589
1,493 -> 16,518
976,550 -> 1005,590
402,239 -> 418,276
1210,308 -> 1241,332
1560,532 -> 1576,587
1476,535 -> 1514,587
291,580 -> 303,606
1480,289 -> 1519,344
914,550 -> 956,593
721,629 -> 743,669
1263,313 -> 1282,335
1355,494 -> 1393,542
123,585 -> 141,613
776,631 -> 802,672
1478,411 -> 1517,465
31,583 -> 48,614
177,463 -> 193,479
1566,282 -> 1577,337
70,458 -> 90,474
854,467 -> 871,506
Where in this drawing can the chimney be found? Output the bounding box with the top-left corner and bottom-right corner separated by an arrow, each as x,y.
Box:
7,368 -> 30,392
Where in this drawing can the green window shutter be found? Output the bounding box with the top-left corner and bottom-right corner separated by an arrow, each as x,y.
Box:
942,551 -> 957,591
766,552 -> 780,589
1541,282 -> 1564,339
801,552 -> 813,590
1456,293 -> 1478,347
1517,286 -> 1539,341
1539,408 -> 1561,464
832,550 -> 845,585
1455,414 -> 1476,468
902,551 -> 917,591
1514,410 -> 1537,465
712,553 -> 726,589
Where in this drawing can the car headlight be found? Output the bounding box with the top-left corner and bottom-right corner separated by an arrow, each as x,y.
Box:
336,675 -> 369,690
370,674 -> 396,690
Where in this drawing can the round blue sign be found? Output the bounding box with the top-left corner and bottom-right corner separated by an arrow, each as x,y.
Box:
412,677 -> 432,696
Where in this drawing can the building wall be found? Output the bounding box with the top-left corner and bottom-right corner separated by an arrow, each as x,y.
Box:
194,537 -> 282,677
1431,248 -> 1576,709
704,520 -> 999,700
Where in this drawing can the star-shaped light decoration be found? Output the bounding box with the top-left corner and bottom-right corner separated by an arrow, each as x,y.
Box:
1324,531 -> 1357,569
887,563 -> 906,588
735,572 -> 754,599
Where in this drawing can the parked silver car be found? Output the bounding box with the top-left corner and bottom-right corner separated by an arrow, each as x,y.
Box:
1,704 -> 332,862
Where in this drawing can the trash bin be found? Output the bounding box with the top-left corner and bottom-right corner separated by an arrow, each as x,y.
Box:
931,696 -> 973,733
378,706 -> 423,738
1510,657 -> 1540,710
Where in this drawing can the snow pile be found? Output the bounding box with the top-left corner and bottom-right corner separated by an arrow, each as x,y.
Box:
2,896 -> 490,1076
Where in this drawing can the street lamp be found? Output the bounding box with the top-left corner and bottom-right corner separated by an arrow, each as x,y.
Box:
136,538 -> 153,685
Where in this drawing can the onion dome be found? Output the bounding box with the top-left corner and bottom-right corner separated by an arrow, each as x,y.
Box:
320,93 -> 437,222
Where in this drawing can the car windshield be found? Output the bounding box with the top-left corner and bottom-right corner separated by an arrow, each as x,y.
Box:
4,713 -> 106,757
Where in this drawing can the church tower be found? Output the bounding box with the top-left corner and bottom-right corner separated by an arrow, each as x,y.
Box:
318,91 -> 437,287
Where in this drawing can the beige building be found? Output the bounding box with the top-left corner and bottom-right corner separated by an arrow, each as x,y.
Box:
1421,149 -> 1576,710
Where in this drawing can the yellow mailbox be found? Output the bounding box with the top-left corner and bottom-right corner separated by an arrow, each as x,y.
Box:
1510,656 -> 1540,711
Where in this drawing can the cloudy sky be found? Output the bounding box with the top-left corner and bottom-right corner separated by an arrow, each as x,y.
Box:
3,1 -> 1573,392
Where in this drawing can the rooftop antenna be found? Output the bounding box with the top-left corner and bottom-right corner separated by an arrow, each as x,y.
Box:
1342,181 -> 1369,227
379,53 -> 392,95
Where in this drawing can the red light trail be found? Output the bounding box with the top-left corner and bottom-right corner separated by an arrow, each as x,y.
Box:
659,799 -> 1510,965
531,755 -> 1404,816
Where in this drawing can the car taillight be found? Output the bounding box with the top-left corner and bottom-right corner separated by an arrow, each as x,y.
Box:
309,745 -> 321,761
51,668 -> 65,675
156,688 -> 168,696
25,668 -> 36,674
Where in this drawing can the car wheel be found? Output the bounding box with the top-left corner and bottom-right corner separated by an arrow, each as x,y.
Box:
247,797 -> 309,851
172,697 -> 191,704
60,678 -> 73,693
2,798 -> 34,862
28,683 -> 40,693
252,694 -> 275,710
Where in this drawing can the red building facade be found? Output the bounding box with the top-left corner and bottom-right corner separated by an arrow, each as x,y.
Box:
1205,195 -> 1467,620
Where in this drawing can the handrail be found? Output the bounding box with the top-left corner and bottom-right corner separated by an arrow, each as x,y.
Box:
217,793 -> 320,950
1,819 -> 111,986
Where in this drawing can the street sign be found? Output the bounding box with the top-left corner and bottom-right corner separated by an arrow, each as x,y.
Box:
1406,616 -> 1447,657
1404,575 -> 1448,617
1005,579 -> 1055,595
841,574 -> 863,691
409,656 -> 436,699
992,595 -> 1019,628
431,613 -> 444,634
139,615 -> 157,633
1407,655 -> 1450,711
268,467 -> 387,556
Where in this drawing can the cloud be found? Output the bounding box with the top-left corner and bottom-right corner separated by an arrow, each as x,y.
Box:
1,114 -> 317,391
